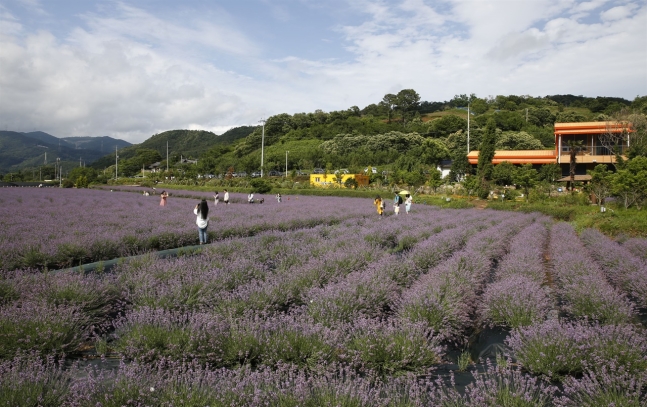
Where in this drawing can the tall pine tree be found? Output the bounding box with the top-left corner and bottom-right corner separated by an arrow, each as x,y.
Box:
477,117 -> 497,198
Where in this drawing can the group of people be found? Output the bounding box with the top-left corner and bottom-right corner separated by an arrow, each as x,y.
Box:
213,190 -> 230,205
167,188 -> 410,247
374,192 -> 412,216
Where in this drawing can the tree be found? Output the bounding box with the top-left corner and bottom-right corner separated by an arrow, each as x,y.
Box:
67,167 -> 97,187
494,111 -> 524,131
538,163 -> 561,183
587,164 -> 613,205
429,115 -> 467,137
380,94 -> 397,124
513,164 -> 538,201
449,152 -> 471,182
601,108 -> 647,161
418,138 -> 450,166
538,163 -> 562,196
492,161 -> 516,186
395,89 -> 421,126
426,168 -> 444,193
344,177 -> 358,189
470,98 -> 489,115
496,132 -> 544,150
477,118 -> 497,198
462,174 -> 480,199
611,156 -> 647,209
250,178 -> 272,194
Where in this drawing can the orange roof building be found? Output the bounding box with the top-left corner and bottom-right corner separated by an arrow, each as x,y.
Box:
467,121 -> 632,168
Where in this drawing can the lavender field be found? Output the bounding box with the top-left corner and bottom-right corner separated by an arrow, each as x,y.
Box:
1,187 -> 647,406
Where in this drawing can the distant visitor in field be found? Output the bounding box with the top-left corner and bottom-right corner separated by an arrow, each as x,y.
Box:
223,189 -> 229,204
394,192 -> 402,215
194,199 -> 209,244
214,191 -> 219,206
160,190 -> 168,206
276,193 -> 282,203
248,192 -> 254,204
405,194 -> 412,214
374,196 -> 383,216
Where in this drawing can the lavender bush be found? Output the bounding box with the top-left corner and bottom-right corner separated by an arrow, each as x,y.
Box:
556,364 -> 647,407
431,359 -> 558,406
480,275 -> 552,328
0,354 -> 72,407
345,318 -> 443,375
111,306 -> 230,365
0,300 -> 90,360
581,227 -> 647,307
13,269 -> 121,329
66,359 -> 433,407
506,319 -> 647,381
548,223 -> 636,323
622,237 -> 647,261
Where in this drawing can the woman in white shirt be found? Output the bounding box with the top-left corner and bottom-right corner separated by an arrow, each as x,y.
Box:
194,199 -> 209,244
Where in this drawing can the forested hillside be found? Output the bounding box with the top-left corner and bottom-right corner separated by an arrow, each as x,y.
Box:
193,92 -> 646,181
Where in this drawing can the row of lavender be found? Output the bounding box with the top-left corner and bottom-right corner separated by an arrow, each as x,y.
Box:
476,220 -> 647,405
0,188 -> 376,270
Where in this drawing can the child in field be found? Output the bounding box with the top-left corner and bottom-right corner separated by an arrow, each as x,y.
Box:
160,191 -> 168,206
214,191 -> 219,206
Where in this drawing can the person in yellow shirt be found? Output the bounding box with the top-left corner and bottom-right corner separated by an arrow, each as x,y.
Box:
374,196 -> 383,216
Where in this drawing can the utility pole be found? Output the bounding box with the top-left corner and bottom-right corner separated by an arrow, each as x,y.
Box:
467,101 -> 470,154
115,146 -> 118,179
166,140 -> 169,173
259,119 -> 266,177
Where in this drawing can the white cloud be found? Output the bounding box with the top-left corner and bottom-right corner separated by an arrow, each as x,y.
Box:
0,0 -> 645,144
601,3 -> 638,21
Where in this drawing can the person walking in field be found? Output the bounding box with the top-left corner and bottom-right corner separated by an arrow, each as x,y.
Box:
374,196 -> 383,216
213,191 -> 219,206
405,194 -> 412,214
248,192 -> 254,204
223,190 -> 229,204
393,192 -> 402,215
276,193 -> 282,203
160,190 -> 168,206
194,199 -> 209,244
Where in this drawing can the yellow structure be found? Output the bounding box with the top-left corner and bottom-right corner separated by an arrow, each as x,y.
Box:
310,173 -> 369,188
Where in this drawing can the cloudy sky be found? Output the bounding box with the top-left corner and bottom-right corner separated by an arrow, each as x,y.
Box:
1,0 -> 645,143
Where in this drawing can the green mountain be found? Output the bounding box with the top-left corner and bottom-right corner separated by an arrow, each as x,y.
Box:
89,127 -> 255,170
61,136 -> 130,154
0,131 -> 132,173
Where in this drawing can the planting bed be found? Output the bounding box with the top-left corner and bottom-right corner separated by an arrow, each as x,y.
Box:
1,188 -> 646,406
